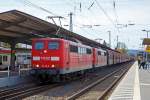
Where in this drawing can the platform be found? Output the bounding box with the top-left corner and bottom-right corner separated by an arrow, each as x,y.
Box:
108,61 -> 150,100
108,61 -> 140,100
139,67 -> 150,100
0,69 -> 30,78
0,68 -> 32,88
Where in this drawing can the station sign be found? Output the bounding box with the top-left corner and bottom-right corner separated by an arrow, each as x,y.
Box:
145,45 -> 150,52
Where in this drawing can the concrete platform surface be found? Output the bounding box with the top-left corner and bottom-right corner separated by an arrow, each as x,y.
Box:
109,61 -> 141,100
0,76 -> 32,88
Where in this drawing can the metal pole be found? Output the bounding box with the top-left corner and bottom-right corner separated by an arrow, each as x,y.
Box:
19,65 -> 21,76
69,12 -> 73,32
146,31 -> 149,62
8,66 -> 10,77
108,31 -> 111,48
10,42 -> 16,70
26,44 -> 28,69
117,35 -> 118,48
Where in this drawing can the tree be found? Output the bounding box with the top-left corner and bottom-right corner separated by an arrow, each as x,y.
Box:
116,42 -> 128,53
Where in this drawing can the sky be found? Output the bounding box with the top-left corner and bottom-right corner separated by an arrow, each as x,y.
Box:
0,0 -> 150,50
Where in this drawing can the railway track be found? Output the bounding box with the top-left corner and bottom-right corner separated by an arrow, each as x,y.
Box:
67,62 -> 133,100
0,62 -> 133,100
0,83 -> 36,96
0,83 -> 59,100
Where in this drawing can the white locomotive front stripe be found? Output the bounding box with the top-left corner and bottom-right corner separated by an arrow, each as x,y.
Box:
51,57 -> 60,61
33,56 -> 60,61
33,56 -> 40,61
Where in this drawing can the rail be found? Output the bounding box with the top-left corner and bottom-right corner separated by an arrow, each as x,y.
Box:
67,62 -> 133,100
0,83 -> 59,100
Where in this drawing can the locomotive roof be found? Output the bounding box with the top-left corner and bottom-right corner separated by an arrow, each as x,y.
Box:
32,38 -> 62,40
32,38 -> 92,49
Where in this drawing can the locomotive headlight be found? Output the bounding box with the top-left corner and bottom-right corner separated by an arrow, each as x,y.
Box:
43,50 -> 47,53
51,64 -> 55,68
36,64 -> 39,67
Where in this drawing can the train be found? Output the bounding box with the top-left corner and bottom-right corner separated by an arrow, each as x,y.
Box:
31,38 -> 132,81
0,49 -> 31,70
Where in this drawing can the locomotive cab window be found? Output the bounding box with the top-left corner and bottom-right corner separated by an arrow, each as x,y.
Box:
35,42 -> 44,50
48,42 -> 59,50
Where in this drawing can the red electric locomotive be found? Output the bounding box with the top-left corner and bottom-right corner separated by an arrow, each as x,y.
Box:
107,50 -> 114,65
32,38 -> 93,79
31,38 -> 132,81
93,48 -> 107,67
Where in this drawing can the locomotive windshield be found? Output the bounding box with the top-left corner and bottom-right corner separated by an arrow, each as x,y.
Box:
48,42 -> 59,50
35,42 -> 44,50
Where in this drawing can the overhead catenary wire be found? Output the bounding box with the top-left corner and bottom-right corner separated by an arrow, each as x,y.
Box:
73,24 -> 103,39
64,0 -> 110,41
88,2 -> 94,10
69,1 -> 101,34
112,0 -> 120,47
20,0 -> 58,16
20,0 -> 72,26
113,0 -> 119,25
19,0 -> 68,34
24,0 -> 97,38
112,0 -> 120,34
18,0 -> 111,43
18,0 -> 117,31
94,0 -> 120,33
78,0 -> 121,47
94,0 -> 116,27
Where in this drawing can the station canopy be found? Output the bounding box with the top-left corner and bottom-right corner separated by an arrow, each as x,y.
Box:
0,10 -> 110,49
